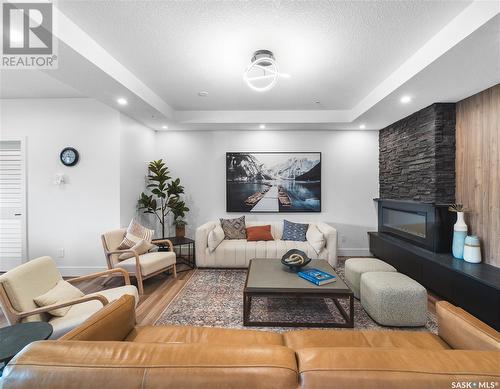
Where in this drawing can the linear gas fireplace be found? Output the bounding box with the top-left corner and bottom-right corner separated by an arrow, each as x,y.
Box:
375,199 -> 453,253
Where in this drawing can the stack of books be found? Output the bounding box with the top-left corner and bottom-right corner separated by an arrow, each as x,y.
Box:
298,268 -> 336,286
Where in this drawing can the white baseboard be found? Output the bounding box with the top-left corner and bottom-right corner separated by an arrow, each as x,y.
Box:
337,248 -> 372,257
58,266 -> 107,277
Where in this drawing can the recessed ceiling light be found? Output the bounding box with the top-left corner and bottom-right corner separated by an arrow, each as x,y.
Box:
198,91 -> 208,97
117,97 -> 128,106
400,95 -> 412,104
161,125 -> 168,129
259,124 -> 266,129
359,124 -> 366,129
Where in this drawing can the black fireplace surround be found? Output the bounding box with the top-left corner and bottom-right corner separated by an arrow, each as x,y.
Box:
376,199 -> 453,253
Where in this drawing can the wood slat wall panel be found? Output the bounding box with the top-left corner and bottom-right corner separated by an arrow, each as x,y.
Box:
456,84 -> 500,267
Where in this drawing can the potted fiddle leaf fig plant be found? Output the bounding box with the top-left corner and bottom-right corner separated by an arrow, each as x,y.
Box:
138,159 -> 189,238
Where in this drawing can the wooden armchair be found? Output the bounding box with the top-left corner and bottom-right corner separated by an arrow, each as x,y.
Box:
101,229 -> 177,294
0,256 -> 138,338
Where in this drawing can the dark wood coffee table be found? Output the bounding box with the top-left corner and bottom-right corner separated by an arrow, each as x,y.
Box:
243,258 -> 354,328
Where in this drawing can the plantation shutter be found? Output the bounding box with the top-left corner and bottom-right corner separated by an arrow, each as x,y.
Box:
0,140 -> 26,271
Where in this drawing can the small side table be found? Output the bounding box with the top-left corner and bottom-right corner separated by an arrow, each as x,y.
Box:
153,236 -> 196,272
0,322 -> 53,374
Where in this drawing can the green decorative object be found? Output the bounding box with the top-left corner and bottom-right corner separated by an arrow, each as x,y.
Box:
138,159 -> 189,238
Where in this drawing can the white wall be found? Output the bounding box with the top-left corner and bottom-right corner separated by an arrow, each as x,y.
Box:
0,98 -> 121,275
0,98 -> 157,275
119,113 -> 156,226
155,130 -> 379,255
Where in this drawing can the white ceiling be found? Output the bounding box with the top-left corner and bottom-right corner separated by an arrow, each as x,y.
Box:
55,0 -> 472,111
1,0 -> 499,131
0,70 -> 84,99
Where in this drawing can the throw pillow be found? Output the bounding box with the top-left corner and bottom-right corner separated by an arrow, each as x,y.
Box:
246,225 -> 274,241
118,219 -> 155,249
34,280 -> 85,317
282,220 -> 309,241
118,239 -> 155,260
220,216 -> 247,239
306,224 -> 326,254
208,225 -> 225,252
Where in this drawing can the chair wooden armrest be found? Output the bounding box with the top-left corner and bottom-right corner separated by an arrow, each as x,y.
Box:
68,268 -> 131,285
106,249 -> 137,256
152,239 -> 174,252
18,295 -> 109,319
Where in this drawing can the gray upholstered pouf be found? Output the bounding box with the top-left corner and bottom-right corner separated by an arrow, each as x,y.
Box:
344,258 -> 397,298
360,272 -> 427,327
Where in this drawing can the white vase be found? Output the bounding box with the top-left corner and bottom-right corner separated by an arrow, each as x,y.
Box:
452,212 -> 468,259
454,212 -> 467,231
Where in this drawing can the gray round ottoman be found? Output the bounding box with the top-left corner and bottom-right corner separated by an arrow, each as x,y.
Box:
360,272 -> 427,327
344,258 -> 396,299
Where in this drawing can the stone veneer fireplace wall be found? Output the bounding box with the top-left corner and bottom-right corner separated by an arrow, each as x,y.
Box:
379,103 -> 456,204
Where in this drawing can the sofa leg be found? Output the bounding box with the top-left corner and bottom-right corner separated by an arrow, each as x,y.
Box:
172,264 -> 177,279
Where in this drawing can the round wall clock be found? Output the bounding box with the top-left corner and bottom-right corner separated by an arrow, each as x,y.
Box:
60,147 -> 79,167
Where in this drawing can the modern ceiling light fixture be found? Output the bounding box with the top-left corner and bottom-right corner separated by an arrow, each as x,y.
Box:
259,124 -> 266,129
117,97 -> 128,106
243,50 -> 289,92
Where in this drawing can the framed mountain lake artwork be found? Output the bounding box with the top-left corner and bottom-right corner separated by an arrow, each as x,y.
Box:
226,152 -> 321,213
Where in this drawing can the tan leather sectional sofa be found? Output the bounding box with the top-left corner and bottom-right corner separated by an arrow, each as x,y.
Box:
2,295 -> 499,389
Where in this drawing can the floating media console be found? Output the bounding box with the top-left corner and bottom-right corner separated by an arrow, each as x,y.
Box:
369,231 -> 500,330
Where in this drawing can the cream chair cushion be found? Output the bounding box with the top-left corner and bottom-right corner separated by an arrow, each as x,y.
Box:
34,280 -> 85,317
102,228 -> 127,266
48,285 -> 139,339
115,252 -> 176,276
0,256 -> 61,322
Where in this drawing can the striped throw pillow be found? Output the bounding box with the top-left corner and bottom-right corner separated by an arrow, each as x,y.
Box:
118,219 -> 154,249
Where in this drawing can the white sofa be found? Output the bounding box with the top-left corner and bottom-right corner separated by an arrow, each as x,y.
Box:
195,221 -> 337,268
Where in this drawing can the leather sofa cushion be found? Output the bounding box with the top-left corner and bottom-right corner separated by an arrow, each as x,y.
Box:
48,285 -> 138,339
437,301 -> 500,351
284,329 -> 450,350
60,295 -> 136,341
3,341 -> 298,389
126,325 -> 285,346
296,348 -> 500,389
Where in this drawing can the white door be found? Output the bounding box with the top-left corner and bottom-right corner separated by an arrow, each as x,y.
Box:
0,140 -> 27,271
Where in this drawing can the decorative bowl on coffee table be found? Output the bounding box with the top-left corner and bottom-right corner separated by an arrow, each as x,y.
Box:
281,249 -> 311,272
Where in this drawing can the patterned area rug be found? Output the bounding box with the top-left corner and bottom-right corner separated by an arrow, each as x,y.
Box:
155,260 -> 438,333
